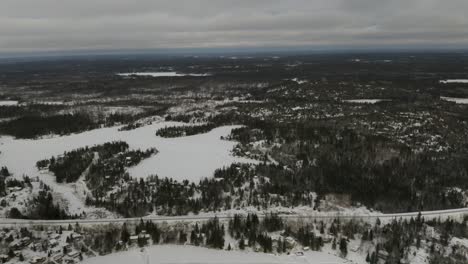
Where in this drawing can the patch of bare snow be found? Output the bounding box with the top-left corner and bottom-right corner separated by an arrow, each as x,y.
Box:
117,72 -> 211,77
343,99 -> 388,104
440,79 -> 468,84
0,100 -> 19,106
440,96 -> 468,104
289,78 -> 308,84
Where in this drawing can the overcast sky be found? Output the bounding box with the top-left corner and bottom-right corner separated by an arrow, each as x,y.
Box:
1,0 -> 468,54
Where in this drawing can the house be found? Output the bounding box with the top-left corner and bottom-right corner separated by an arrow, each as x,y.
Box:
21,237 -> 31,246
49,239 -> 59,247
9,240 -> 22,250
29,256 -> 46,264
378,250 -> 389,260
285,237 -> 296,248
50,233 -> 61,239
67,251 -> 80,259
8,186 -> 23,192
50,247 -> 62,255
53,253 -> 64,262
65,259 -> 76,264
129,235 -> 139,242
71,233 -> 83,240
64,244 -> 72,252
350,244 -> 360,252
321,234 -> 333,243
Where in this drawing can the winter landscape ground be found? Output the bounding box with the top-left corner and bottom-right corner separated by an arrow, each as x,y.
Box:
1,52 -> 468,264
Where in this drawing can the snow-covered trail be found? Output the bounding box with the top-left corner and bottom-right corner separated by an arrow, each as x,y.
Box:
0,122 -> 255,215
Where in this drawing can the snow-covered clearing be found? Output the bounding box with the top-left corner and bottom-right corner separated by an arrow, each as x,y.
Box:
440,96 -> 468,104
0,100 -> 18,106
0,122 -> 254,215
440,79 -> 468,84
82,245 -> 348,264
117,72 -> 211,77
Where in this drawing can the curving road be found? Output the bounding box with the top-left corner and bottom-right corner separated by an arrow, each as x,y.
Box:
0,207 -> 467,226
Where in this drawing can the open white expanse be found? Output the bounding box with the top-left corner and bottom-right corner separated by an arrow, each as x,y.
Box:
0,122 -> 254,214
117,72 -> 211,77
440,96 -> 468,104
82,245 -> 347,264
0,100 -> 19,106
440,79 -> 468,84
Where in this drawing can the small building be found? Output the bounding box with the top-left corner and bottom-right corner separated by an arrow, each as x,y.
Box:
50,247 -> 62,255
72,233 -> 83,240
49,239 -> 59,247
21,237 -> 31,246
53,253 -> 64,262
67,251 -> 80,259
9,240 -> 22,250
50,233 -> 61,239
378,250 -> 389,260
29,256 -> 46,264
285,237 -> 296,248
8,186 -> 23,192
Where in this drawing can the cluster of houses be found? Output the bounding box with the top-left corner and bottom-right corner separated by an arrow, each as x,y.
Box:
0,229 -> 84,264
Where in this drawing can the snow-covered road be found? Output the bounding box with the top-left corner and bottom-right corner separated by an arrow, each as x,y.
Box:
1,207 -> 467,226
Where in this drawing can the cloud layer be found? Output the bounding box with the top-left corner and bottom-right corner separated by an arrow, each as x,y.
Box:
1,0 -> 468,53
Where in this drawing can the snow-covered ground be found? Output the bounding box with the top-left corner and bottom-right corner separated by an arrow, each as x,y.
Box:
0,100 -> 19,106
439,79 -> 468,84
82,245 -> 348,264
343,99 -> 387,104
117,72 -> 211,77
440,96 -> 468,104
0,121 -> 254,215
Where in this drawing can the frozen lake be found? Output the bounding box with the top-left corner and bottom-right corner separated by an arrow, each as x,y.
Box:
0,122 -> 254,215
0,121 -> 253,182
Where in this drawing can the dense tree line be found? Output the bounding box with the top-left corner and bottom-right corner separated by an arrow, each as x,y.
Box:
0,166 -> 10,177
36,141 -> 151,183
0,113 -> 99,139
155,123 -> 217,138
226,120 -> 468,213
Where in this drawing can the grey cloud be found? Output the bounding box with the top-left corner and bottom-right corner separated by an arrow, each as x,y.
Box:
0,0 -> 467,53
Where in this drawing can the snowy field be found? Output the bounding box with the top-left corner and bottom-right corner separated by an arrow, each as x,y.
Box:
0,122 -> 254,215
82,245 -> 347,264
0,100 -> 19,106
440,79 -> 468,84
117,72 -> 211,77
441,96 -> 468,104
